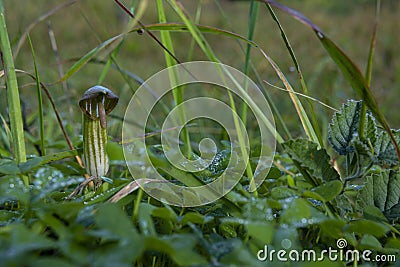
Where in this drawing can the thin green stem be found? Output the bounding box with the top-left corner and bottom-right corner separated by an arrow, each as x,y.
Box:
27,35 -> 45,156
133,188 -> 144,221
360,0 -> 380,140
157,0 -> 192,158
241,1 -> 259,126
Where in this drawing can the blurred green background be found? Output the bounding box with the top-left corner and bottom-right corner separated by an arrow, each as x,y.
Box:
1,0 -> 399,152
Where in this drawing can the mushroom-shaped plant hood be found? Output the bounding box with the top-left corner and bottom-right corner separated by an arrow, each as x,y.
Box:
79,85 -> 119,120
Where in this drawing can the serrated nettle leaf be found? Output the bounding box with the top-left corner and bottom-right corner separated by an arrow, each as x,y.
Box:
328,100 -> 362,155
283,139 -> 340,183
365,113 -> 377,147
357,169 -> 400,221
374,130 -> 400,166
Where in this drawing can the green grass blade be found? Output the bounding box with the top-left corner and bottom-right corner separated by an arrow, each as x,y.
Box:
156,0 -> 191,157
27,35 -> 45,156
136,23 -> 258,47
168,1 -> 275,196
265,3 -> 322,147
0,1 -> 27,167
260,49 -> 319,144
58,34 -> 123,83
241,1 -> 260,126
263,0 -> 400,159
360,0 -> 380,140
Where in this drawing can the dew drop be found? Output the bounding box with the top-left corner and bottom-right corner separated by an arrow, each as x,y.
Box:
317,31 -> 324,39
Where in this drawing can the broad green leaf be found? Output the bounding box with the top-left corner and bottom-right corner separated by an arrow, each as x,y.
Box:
270,186 -> 298,199
19,150 -> 79,173
280,198 -> 327,227
328,100 -> 362,155
145,234 -> 206,266
344,219 -> 389,238
319,218 -> 347,239
152,206 -> 178,223
283,139 -> 340,183
180,212 -> 214,226
305,180 -> 343,203
246,221 -> 274,244
374,130 -> 400,166
359,234 -> 382,250
0,159 -> 20,175
93,204 -> 143,265
358,169 -> 400,220
138,203 -> 157,236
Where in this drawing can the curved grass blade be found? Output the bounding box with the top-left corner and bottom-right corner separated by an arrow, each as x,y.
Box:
260,48 -> 319,144
261,0 -> 400,160
58,34 -> 123,83
265,4 -> 323,147
134,23 -> 258,47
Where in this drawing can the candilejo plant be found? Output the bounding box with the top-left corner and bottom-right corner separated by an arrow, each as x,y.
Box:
79,85 -> 119,189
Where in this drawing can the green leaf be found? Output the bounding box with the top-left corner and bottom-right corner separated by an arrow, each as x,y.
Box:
246,221 -> 274,244
344,219 -> 389,238
328,100 -> 362,155
374,130 -> 400,166
306,180 -> 343,202
180,212 -> 214,226
280,198 -> 327,227
145,234 -> 206,266
357,169 -> 400,220
0,159 -> 20,175
93,203 -> 143,265
283,139 -> 340,183
359,234 -> 382,250
19,150 -> 79,173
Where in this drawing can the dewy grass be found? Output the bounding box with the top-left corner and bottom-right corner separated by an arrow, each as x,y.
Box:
0,1 -> 26,169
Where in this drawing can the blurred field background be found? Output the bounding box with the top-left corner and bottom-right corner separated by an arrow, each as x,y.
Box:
2,0 -> 399,152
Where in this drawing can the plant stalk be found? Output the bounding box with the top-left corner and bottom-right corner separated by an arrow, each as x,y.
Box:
0,0 -> 27,166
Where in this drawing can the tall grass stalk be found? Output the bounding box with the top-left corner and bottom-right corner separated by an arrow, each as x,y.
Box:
156,0 -> 192,158
241,1 -> 259,126
0,1 -> 27,169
